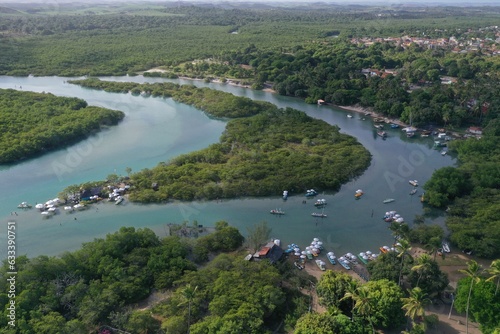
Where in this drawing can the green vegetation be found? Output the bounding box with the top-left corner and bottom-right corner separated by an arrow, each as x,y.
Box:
423,120 -> 500,258
0,225 -> 249,333
65,79 -> 371,203
454,260 -> 500,334
0,89 -> 124,163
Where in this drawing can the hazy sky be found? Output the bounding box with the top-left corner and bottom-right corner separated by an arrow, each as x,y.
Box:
1,0 -> 499,4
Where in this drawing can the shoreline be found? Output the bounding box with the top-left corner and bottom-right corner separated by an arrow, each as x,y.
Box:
337,104 -> 410,128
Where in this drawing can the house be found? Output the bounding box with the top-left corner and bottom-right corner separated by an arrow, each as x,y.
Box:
467,127 -> 482,135
253,241 -> 284,264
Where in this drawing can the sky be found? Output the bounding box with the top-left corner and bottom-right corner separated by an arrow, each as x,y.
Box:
0,0 -> 499,5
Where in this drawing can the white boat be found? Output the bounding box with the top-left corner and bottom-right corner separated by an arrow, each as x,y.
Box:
442,242 -> 451,253
282,190 -> 288,200
115,196 -> 124,205
305,189 -> 318,197
64,206 -> 74,212
410,189 -> 417,195
347,114 -> 353,118
314,199 -> 327,207
383,198 -> 395,204
409,180 -> 419,187
35,203 -> 45,210
327,252 -> 336,265
311,212 -> 327,218
17,202 -> 32,209
73,203 -> 85,211
315,259 -> 326,271
41,211 -> 50,218
270,209 -> 285,215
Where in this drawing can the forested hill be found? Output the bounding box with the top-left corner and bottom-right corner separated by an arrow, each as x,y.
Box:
65,79 -> 371,202
0,89 -> 124,163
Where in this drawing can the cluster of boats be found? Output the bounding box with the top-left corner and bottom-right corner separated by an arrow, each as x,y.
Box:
383,210 -> 405,223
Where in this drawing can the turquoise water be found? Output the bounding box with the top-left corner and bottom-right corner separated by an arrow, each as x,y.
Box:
0,76 -> 455,259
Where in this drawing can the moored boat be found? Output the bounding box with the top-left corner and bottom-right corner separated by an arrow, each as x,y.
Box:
383,198 -> 395,204
379,245 -> 390,254
282,190 -> 288,200
115,196 -> 124,205
390,124 -> 399,129
338,257 -> 351,270
270,209 -> 285,215
315,259 -> 326,271
410,188 -> 417,195
311,212 -> 327,218
305,189 -> 318,197
409,180 -> 419,187
357,252 -> 369,264
442,242 -> 451,253
327,252 -> 336,265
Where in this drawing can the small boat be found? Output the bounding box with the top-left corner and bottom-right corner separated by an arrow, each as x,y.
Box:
420,193 -> 425,202
409,189 -> 417,195
305,189 -> 318,197
377,131 -> 387,138
315,259 -> 326,271
390,124 -> 399,129
338,257 -> 351,270
383,198 -> 395,204
311,212 -> 327,218
270,209 -> 285,215
35,203 -> 45,211
357,252 -> 369,264
374,124 -> 384,129
282,190 -> 288,200
17,202 -> 32,209
73,203 -> 85,211
441,150 -> 447,156
115,196 -> 124,205
373,117 -> 385,123
355,189 -> 364,199
402,126 -> 417,133
442,242 -> 451,253
306,251 -> 313,260
379,246 -> 390,254
409,180 -> 419,187
407,131 -> 415,138
294,262 -> 304,270
314,199 -> 327,207
64,206 -> 74,213
41,211 -> 50,218
327,252 -> 336,265
347,114 -> 353,118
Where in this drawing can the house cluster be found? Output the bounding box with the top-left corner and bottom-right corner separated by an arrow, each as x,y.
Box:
351,25 -> 500,57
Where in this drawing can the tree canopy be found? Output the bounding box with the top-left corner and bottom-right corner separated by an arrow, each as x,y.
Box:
0,89 -> 124,163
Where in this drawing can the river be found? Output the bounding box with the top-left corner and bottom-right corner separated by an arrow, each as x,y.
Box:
0,76 -> 455,259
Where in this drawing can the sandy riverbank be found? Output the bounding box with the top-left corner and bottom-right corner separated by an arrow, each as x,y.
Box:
338,104 -> 410,128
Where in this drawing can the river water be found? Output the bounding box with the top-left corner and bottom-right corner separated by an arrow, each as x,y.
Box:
0,76 -> 455,259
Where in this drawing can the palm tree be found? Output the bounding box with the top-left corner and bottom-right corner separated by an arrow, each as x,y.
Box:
402,287 -> 431,326
411,254 -> 432,288
424,236 -> 442,261
459,260 -> 482,334
341,286 -> 375,333
396,239 -> 412,287
486,259 -> 500,296
177,284 -> 198,334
